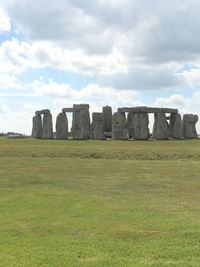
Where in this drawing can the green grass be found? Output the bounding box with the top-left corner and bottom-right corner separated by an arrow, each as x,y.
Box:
0,137 -> 200,266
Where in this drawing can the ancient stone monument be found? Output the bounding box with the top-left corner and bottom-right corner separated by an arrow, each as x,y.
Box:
119,106 -> 177,140
32,114 -> 42,139
152,113 -> 169,140
127,112 -> 149,140
35,109 -> 51,115
56,112 -> 68,139
102,106 -> 112,132
42,113 -> 53,139
71,104 -> 90,140
169,113 -> 182,139
62,104 -> 91,140
33,109 -> 53,139
32,105 -> 199,141
183,114 -> 198,139
91,113 -> 105,140
112,112 -> 127,140
118,106 -> 178,114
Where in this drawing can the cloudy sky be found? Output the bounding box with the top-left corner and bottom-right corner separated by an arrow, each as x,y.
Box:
0,0 -> 200,134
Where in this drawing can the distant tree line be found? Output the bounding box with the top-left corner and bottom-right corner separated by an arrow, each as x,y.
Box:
0,132 -> 23,136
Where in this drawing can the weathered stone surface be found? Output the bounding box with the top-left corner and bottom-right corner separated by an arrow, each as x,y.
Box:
72,104 -> 90,140
118,106 -> 178,114
104,132 -> 112,138
127,112 -> 134,138
32,114 -> 42,139
35,109 -> 50,115
91,113 -> 105,140
169,113 -> 183,139
183,114 -> 198,139
62,108 -> 74,113
132,112 -> 149,140
127,112 -> 149,139
73,104 -> 89,111
102,106 -> 112,132
56,112 -> 68,139
152,113 -> 169,140
42,113 -> 53,139
112,112 -> 127,140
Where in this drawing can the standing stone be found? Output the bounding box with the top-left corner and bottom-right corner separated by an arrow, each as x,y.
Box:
42,113 -> 53,139
32,114 -> 42,139
112,112 -> 127,140
91,113 -> 105,140
127,112 -> 134,139
72,104 -> 90,140
169,113 -> 182,139
152,112 -> 168,140
132,112 -> 149,140
85,107 -> 91,139
56,112 -> 68,139
183,114 -> 198,139
103,106 -> 112,132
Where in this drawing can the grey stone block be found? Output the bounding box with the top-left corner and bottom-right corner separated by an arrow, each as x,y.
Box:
103,106 -> 112,132
42,113 -> 53,139
127,112 -> 134,139
131,112 -> 149,140
56,112 -> 68,139
169,113 -> 183,139
183,114 -> 198,139
62,108 -> 74,113
91,112 -> 105,140
32,114 -> 42,139
112,112 -> 127,140
152,113 -> 169,140
118,107 -> 178,113
35,109 -> 50,115
72,104 -> 90,140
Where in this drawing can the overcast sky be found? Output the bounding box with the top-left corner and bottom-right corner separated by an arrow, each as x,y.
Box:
0,0 -> 200,134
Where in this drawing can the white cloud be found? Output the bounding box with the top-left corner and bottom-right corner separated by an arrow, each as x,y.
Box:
154,93 -> 200,116
31,79 -> 74,97
178,68 -> 200,87
154,94 -> 186,109
0,99 -> 9,112
2,0 -> 119,54
0,38 -> 190,92
0,74 -> 26,90
0,8 -> 11,32
24,103 -> 39,110
3,0 -> 200,62
2,1 -> 200,90
28,80 -> 141,109
52,83 -> 143,120
0,39 -> 127,75
0,39 -> 31,74
0,110 -> 31,134
101,66 -> 183,90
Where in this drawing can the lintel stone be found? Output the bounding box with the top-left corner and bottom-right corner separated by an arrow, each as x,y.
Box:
118,106 -> 178,114
35,109 -> 50,115
62,108 -> 74,113
73,104 -> 89,111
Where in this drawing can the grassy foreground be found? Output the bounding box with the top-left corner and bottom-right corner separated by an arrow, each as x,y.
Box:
0,138 -> 200,266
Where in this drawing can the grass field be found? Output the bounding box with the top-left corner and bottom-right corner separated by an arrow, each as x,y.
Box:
0,137 -> 200,266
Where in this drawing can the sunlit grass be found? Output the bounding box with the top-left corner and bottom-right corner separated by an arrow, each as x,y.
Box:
0,137 -> 200,266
